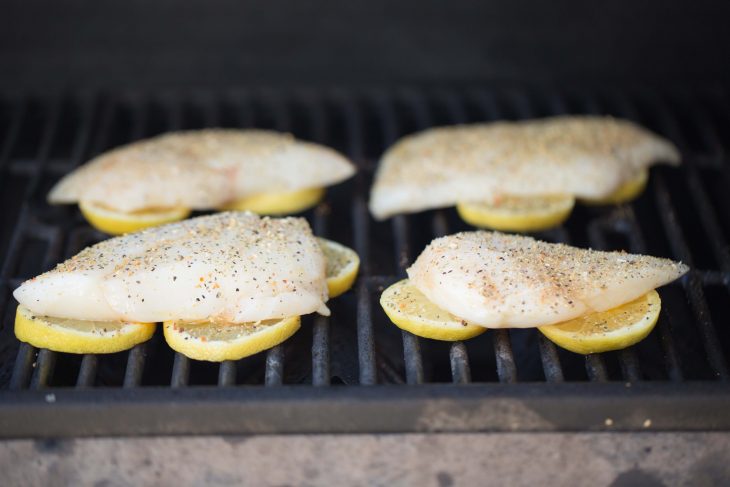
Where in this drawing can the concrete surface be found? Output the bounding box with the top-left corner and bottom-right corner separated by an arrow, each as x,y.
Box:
1,433 -> 729,486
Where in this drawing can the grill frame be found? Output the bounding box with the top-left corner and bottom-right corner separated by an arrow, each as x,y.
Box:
1,86 -> 729,437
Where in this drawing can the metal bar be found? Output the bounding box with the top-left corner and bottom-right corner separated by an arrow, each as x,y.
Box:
170,354 -> 190,388
265,91 -> 291,132
449,342 -> 471,384
9,343 -> 35,390
469,89 -> 500,121
402,331 -> 424,385
606,94 -> 687,381
218,361 -> 236,387
312,316 -> 330,386
30,349 -> 56,389
75,355 -> 98,388
585,355 -> 608,382
89,97 -> 119,157
264,346 -> 284,386
586,219 -> 642,381
645,93 -> 730,270
391,215 -> 411,275
123,344 -> 147,388
128,96 -> 148,141
537,334 -> 564,382
201,94 -> 220,127
235,92 -> 255,128
375,92 -> 427,385
493,330 -> 517,383
685,168 -> 730,271
346,96 -> 376,385
620,213 -> 684,381
3,383 -> 730,437
653,174 -> 729,380
618,349 -> 642,382
356,280 -> 377,385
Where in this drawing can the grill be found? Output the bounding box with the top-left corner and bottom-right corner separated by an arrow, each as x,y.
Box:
1,86 -> 729,437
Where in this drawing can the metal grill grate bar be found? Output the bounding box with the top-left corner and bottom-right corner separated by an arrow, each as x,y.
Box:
585,355 -> 608,382
123,344 -> 147,388
76,355 -> 98,388
493,330 -> 517,383
587,218 -> 643,381
538,335 -> 564,382
30,349 -> 56,389
8,343 -> 34,390
653,175 -> 729,379
449,342 -> 471,384
617,208 -> 685,381
170,354 -> 190,387
217,361 -> 236,386
264,346 -> 284,385
375,92 -> 425,384
309,103 -> 331,387
610,92 -> 728,379
5,97 -> 63,389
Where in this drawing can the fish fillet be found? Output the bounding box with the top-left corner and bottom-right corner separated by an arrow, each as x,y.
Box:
14,212 -> 329,323
408,231 -> 688,328
370,116 -> 679,219
49,129 -> 356,213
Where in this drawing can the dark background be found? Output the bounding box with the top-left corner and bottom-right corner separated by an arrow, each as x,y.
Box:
1,0 -> 729,91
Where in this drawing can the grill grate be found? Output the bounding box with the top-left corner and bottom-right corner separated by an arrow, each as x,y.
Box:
0,86 -> 729,436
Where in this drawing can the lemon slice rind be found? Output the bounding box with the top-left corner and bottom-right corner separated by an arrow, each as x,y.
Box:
220,187 -> 325,215
538,290 -> 661,354
318,237 -> 360,298
580,169 -> 649,206
380,279 -> 487,341
79,200 -> 190,235
163,316 -> 301,362
457,194 -> 575,232
14,305 -> 155,354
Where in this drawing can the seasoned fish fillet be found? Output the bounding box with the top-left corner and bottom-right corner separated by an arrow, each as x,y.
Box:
370,116 -> 679,219
14,212 -> 329,323
49,129 -> 356,213
408,231 -> 688,328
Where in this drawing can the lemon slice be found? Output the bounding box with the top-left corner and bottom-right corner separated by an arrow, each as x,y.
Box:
380,279 -> 487,341
580,169 -> 649,206
456,194 -> 575,232
79,200 -> 191,235
538,290 -> 660,354
220,187 -> 325,215
163,316 -> 301,362
14,305 -> 155,354
318,237 -> 360,297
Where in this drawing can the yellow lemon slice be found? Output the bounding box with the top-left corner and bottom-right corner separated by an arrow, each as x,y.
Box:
580,169 -> 649,206
79,200 -> 190,235
380,279 -> 487,341
457,194 -> 575,232
538,290 -> 660,354
14,305 -> 155,354
163,316 -> 301,362
318,237 -> 360,297
220,187 -> 325,215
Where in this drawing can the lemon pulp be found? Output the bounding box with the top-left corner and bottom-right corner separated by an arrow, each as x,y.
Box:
538,290 -> 661,354
14,305 -> 155,354
580,169 -> 649,205
79,200 -> 190,235
380,279 -> 487,341
220,187 -> 325,215
163,316 -> 301,362
318,237 -> 360,297
456,194 -> 575,232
